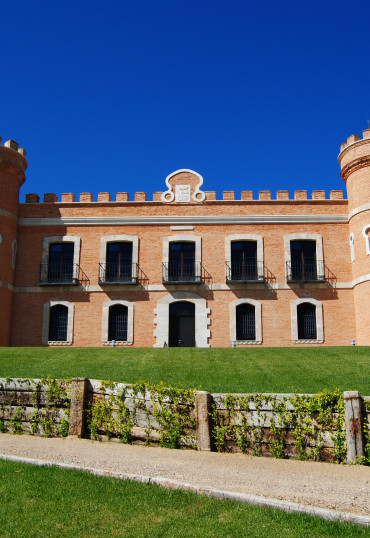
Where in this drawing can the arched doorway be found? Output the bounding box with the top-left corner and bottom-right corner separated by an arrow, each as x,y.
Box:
169,301 -> 195,347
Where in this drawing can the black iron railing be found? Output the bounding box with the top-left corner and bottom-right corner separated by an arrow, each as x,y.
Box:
39,263 -> 79,285
99,262 -> 138,284
226,260 -> 265,282
163,261 -> 202,283
286,260 -> 326,282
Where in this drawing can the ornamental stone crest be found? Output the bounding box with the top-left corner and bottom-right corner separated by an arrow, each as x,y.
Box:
162,169 -> 206,203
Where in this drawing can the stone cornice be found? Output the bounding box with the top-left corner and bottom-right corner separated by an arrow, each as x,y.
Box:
340,155 -> 370,182
18,214 -> 349,227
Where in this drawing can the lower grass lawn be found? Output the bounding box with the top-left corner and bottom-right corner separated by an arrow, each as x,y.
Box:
0,460 -> 367,537
0,346 -> 369,394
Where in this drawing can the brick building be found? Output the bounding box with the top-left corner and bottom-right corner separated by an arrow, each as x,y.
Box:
0,129 -> 369,347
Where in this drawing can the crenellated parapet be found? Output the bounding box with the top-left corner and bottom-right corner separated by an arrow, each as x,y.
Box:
0,138 -> 27,184
24,188 -> 345,203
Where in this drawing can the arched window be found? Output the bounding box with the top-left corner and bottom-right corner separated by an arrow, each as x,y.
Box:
108,304 -> 128,341
49,304 -> 69,341
297,303 -> 317,340
236,303 -> 256,340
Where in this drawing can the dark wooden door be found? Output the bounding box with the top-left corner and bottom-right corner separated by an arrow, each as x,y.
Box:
169,302 -> 195,347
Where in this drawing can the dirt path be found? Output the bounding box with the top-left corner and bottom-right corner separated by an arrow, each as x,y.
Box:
0,434 -> 369,520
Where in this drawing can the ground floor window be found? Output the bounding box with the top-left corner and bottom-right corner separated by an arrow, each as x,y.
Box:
108,304 -> 128,341
102,300 -> 134,345
236,303 -> 256,340
291,298 -> 323,343
42,301 -> 74,345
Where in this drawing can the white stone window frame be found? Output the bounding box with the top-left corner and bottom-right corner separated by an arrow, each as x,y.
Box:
40,236 -> 81,283
230,298 -> 262,345
163,234 -> 202,266
362,224 -> 370,255
102,300 -> 134,346
349,233 -> 355,263
225,234 -> 264,280
284,233 -> 324,280
11,239 -> 17,269
153,292 -> 210,348
42,300 -> 74,346
100,235 -> 139,266
291,298 -> 324,344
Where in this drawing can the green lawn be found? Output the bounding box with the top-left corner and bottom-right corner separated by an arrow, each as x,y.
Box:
0,460 -> 367,537
0,346 -> 369,394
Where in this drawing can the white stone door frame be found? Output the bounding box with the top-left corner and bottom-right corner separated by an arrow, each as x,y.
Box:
153,292 -> 210,347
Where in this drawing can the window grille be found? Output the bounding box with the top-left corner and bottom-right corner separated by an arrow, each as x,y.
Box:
108,305 -> 128,341
236,304 -> 256,340
297,303 -> 317,339
49,305 -> 68,341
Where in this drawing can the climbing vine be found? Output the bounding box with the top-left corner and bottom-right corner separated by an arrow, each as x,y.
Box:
87,380 -> 196,449
211,389 -> 346,463
0,376 -> 71,437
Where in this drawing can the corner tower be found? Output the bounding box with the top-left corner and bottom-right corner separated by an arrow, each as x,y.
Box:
0,138 -> 27,345
338,128 -> 370,345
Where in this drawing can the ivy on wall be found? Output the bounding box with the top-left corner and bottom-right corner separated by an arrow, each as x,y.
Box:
88,380 -> 197,449
0,377 -> 71,437
211,389 -> 346,463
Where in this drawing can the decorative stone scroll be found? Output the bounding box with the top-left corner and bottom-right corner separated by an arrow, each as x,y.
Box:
162,169 -> 206,203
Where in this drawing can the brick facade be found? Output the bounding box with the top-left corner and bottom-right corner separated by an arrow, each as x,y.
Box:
0,132 -> 369,348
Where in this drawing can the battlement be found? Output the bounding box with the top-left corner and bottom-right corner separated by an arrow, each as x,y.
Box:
0,137 -> 27,157
24,189 -> 345,203
0,137 -> 28,180
339,128 -> 370,153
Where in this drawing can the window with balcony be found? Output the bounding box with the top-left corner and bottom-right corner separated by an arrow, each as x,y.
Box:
285,234 -> 325,282
99,235 -> 138,284
39,236 -> 80,285
225,235 -> 264,283
163,236 -> 202,283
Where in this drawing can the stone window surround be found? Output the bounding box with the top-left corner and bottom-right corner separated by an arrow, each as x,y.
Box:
153,292 -> 210,348
284,233 -> 324,278
225,234 -> 264,279
100,235 -> 139,266
102,300 -> 134,346
349,233 -> 355,263
230,298 -> 262,345
42,300 -> 74,346
163,235 -> 202,265
40,236 -> 81,283
362,224 -> 370,255
291,298 -> 324,344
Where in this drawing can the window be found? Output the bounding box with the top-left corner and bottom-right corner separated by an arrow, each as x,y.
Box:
99,235 -> 139,284
108,304 -> 128,341
297,303 -> 317,340
236,303 -> 255,340
362,224 -> 370,255
291,298 -> 324,343
49,304 -> 68,341
39,236 -> 80,285
225,235 -> 264,282
42,301 -> 74,345
102,300 -> 134,345
163,235 -> 202,283
230,298 -> 262,344
284,234 -> 325,282
11,239 -> 17,269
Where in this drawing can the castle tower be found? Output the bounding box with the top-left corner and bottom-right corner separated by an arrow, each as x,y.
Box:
338,128 -> 370,345
0,138 -> 27,345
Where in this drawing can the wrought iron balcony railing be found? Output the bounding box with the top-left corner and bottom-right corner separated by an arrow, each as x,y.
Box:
99,262 -> 138,284
163,261 -> 202,284
226,260 -> 265,282
286,260 -> 326,282
39,263 -> 79,285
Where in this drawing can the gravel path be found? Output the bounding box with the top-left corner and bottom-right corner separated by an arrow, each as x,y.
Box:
0,434 -> 369,521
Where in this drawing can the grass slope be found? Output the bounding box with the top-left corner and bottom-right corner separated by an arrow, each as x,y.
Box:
0,346 -> 369,394
0,460 -> 367,537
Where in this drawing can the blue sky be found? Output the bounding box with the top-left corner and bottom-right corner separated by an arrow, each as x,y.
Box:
1,1 -> 370,201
